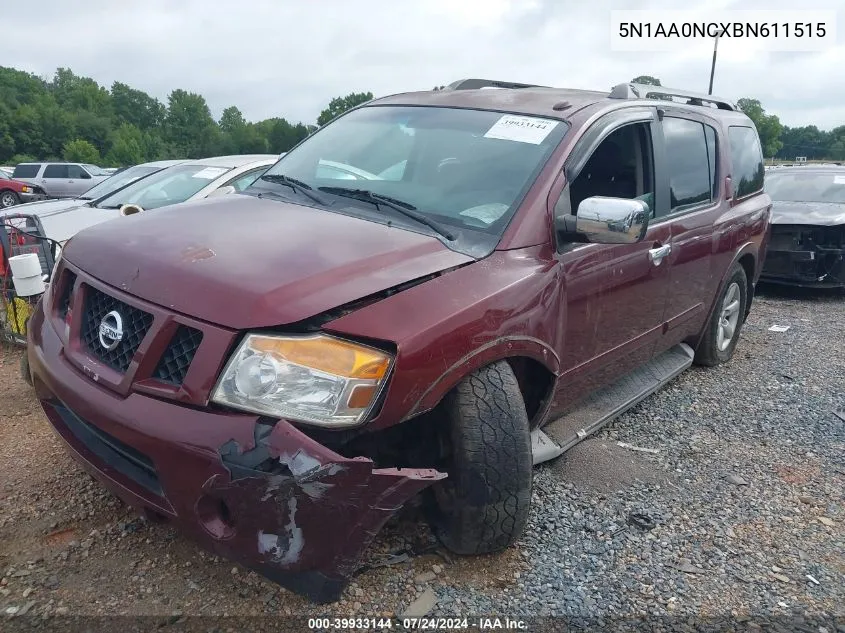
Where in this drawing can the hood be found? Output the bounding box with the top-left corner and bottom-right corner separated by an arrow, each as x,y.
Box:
771,201 -> 845,227
0,198 -> 115,244
1,198 -> 81,216
62,195 -> 473,329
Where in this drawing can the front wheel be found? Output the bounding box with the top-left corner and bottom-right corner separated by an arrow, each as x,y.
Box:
694,262 -> 748,367
0,190 -> 19,208
428,360 -> 533,555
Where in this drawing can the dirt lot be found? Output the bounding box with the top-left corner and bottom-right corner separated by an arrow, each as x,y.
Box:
1,287 -> 843,627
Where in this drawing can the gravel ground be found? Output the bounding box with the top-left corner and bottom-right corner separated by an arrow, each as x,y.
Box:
1,286 -> 843,629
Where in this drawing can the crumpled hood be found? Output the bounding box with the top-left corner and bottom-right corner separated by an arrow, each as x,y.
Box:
771,201 -> 845,227
62,195 -> 473,329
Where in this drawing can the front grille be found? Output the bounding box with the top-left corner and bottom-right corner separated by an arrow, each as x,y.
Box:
51,401 -> 162,496
153,325 -> 203,385
81,286 -> 153,372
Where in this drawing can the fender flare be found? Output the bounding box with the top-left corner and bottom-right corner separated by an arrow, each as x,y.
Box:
695,241 -> 759,350
405,336 -> 560,419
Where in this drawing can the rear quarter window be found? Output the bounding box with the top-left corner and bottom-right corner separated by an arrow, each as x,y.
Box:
728,126 -> 764,199
13,164 -> 40,178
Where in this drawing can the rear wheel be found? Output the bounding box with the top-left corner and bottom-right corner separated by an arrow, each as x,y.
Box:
694,263 -> 748,367
0,190 -> 19,208
428,361 -> 533,555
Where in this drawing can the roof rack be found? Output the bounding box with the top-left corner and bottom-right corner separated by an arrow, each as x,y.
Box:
446,78 -> 548,91
609,83 -> 736,111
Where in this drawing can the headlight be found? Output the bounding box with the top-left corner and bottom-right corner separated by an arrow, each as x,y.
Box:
211,333 -> 393,428
21,186 -> 31,193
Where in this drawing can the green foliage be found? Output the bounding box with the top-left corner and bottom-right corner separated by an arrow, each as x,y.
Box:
631,75 -> 661,86
317,92 -> 373,126
737,98 -> 783,157
62,139 -> 101,164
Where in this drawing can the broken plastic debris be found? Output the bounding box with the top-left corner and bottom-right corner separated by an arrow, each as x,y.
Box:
617,441 -> 659,454
806,574 -> 820,585
769,325 -> 791,332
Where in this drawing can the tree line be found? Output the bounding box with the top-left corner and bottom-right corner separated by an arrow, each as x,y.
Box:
0,65 -> 373,167
631,75 -> 844,161
0,65 -> 841,168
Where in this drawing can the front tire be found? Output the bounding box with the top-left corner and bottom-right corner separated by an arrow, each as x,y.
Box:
694,262 -> 748,367
429,361 -> 533,555
0,190 -> 19,208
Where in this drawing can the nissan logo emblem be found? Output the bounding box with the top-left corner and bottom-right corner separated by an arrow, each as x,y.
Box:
98,310 -> 124,351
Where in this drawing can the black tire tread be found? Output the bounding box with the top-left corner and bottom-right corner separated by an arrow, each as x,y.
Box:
435,361 -> 532,555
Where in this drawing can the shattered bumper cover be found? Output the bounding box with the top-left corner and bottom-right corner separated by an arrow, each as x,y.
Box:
760,224 -> 845,288
28,304 -> 445,603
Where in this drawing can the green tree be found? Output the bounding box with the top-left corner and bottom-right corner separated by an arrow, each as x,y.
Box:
105,123 -> 145,166
317,91 -> 373,126
111,81 -> 165,131
632,75 -> 661,86
62,139 -> 101,164
9,153 -> 37,164
736,98 -> 784,157
164,89 -> 220,158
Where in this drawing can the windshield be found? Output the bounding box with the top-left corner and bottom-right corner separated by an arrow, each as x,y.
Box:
765,171 -> 845,203
83,164 -> 111,176
80,164 -> 162,200
255,105 -> 568,241
95,164 -> 232,210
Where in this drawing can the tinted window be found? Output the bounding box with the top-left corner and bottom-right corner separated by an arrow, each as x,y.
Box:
80,165 -> 160,200
67,164 -> 90,179
43,165 -> 69,178
728,126 -> 764,198
705,125 -> 718,199
663,117 -> 711,211
13,164 -> 40,178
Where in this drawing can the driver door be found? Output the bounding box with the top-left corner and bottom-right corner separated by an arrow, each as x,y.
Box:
550,109 -> 671,416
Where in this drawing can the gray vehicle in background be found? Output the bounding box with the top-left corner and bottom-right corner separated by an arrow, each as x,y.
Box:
11,162 -> 111,198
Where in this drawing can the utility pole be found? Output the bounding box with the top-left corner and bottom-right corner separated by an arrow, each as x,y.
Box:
708,33 -> 720,95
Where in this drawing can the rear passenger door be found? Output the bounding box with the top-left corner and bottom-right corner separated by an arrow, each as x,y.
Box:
66,164 -> 94,197
41,164 -> 70,198
652,113 -> 727,353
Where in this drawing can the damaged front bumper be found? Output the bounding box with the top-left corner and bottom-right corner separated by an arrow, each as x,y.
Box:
27,304 -> 445,603
760,224 -> 845,288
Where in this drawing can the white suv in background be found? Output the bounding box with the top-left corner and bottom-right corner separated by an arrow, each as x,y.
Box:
11,162 -> 111,198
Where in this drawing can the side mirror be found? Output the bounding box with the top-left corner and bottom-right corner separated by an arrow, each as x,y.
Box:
572,196 -> 649,244
119,203 -> 144,217
208,185 -> 236,198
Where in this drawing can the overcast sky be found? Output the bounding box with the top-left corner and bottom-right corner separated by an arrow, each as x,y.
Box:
1,0 -> 842,130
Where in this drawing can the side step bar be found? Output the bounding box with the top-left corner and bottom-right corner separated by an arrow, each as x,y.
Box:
531,343 -> 694,465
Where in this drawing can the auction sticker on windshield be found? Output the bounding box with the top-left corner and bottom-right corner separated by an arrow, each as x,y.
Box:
192,167 -> 229,179
834,175 -> 845,185
484,114 -> 559,144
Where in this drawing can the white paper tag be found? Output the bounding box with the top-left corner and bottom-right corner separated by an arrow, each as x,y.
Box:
833,175 -> 845,184
769,325 -> 790,332
459,203 -> 509,225
483,115 -> 559,145
192,167 -> 229,180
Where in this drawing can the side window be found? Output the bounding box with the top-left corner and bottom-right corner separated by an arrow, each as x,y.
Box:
565,122 -> 655,217
225,168 -> 267,192
728,126 -> 764,199
43,165 -> 69,179
662,117 -> 711,214
12,164 -> 40,178
67,165 -> 90,179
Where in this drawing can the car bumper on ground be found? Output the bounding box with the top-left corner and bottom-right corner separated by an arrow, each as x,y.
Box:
27,301 -> 445,603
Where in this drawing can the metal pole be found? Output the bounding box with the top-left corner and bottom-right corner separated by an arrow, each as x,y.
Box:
708,34 -> 720,95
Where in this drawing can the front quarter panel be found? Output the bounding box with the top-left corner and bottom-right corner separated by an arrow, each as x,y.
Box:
323,246 -> 562,430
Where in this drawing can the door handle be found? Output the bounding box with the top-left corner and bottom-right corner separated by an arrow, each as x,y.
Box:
648,244 -> 672,265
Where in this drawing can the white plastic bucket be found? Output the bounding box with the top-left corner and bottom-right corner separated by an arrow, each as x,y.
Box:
8,253 -> 42,278
12,274 -> 46,297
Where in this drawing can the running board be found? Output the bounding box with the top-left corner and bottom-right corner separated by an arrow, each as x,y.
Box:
531,343 -> 694,466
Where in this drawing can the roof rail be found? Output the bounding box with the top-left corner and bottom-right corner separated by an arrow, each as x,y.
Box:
446,78 -> 548,91
609,83 -> 736,111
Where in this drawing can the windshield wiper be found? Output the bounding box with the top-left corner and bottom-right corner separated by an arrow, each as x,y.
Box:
259,174 -> 327,206
317,186 -> 455,241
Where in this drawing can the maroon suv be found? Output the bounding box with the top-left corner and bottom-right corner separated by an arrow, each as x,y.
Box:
27,79 -> 772,603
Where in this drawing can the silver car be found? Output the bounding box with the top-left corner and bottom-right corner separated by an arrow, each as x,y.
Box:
11,162 -> 111,198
